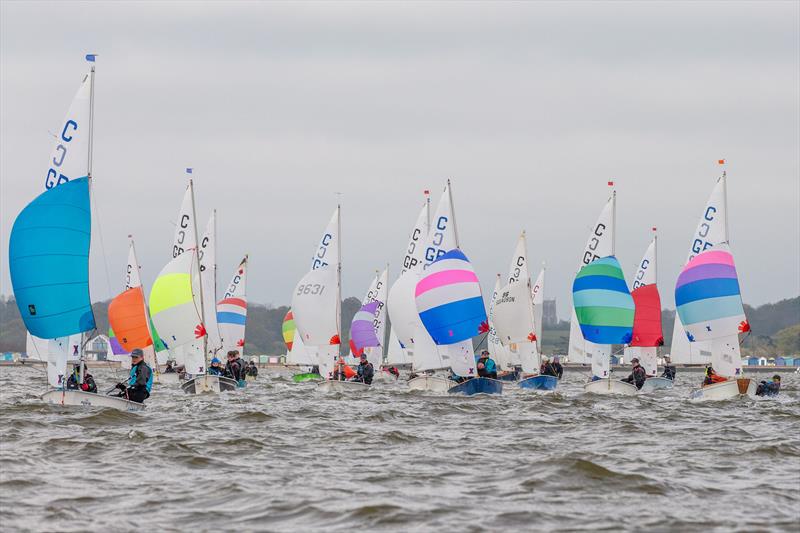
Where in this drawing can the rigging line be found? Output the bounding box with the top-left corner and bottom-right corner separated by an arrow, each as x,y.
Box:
90,190 -> 114,301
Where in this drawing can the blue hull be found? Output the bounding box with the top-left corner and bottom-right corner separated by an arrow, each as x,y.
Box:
518,375 -> 559,391
448,377 -> 503,396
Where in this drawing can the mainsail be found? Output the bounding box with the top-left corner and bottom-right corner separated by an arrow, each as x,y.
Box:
487,276 -> 512,371
675,246 -> 748,378
568,189 -> 616,364
199,211 -> 221,355
217,256 -> 248,354
625,233 -> 663,376
572,256 -> 634,379
669,173 -> 728,364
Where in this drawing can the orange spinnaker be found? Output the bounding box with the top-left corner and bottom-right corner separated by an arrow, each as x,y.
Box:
108,287 -> 153,352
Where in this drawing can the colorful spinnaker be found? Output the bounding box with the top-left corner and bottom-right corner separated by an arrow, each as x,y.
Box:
217,256 -> 248,353
149,251 -> 203,351
572,256 -> 635,345
675,246 -> 747,343
415,249 -> 487,346
350,301 -> 381,356
108,287 -> 152,352
282,310 -> 296,351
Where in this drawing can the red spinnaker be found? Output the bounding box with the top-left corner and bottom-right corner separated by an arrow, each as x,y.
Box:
630,284 -> 663,347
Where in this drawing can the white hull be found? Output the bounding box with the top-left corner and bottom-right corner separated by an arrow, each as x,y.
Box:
181,375 -> 238,394
154,373 -> 180,385
317,380 -> 370,392
407,375 -> 451,393
41,390 -> 146,411
583,378 -> 638,396
639,377 -> 674,393
690,378 -> 756,401
373,371 -> 399,384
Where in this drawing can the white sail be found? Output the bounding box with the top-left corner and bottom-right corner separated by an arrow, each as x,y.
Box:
387,272 -> 422,355
362,268 -> 389,367
26,332 -> 49,362
568,193 -> 615,364
441,340 -> 476,377
172,185 -> 197,259
176,343 -> 206,376
531,266 -> 545,353
44,68 -> 92,190
591,343 -> 612,379
507,232 -> 530,285
488,276 -> 513,371
669,177 -> 727,364
287,330 -> 314,365
422,182 -> 458,268
711,335 -> 743,378
625,235 -> 659,375
411,318 -> 444,372
494,277 -> 540,373
291,267 -> 339,347
47,336 -> 81,388
311,209 -> 339,271
125,241 -> 142,289
199,212 -> 221,354
387,199 -> 430,364
625,346 -> 658,377
217,256 -> 248,354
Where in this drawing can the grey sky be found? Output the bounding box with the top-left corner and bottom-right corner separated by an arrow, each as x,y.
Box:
1,1 -> 798,320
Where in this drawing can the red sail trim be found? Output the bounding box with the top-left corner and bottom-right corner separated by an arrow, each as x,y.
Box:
630,284 -> 663,347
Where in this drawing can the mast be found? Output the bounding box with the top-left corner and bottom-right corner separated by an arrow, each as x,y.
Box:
610,182 -> 617,256
188,177 -> 208,370
131,235 -> 160,377
425,189 -> 431,233
81,56 -> 97,385
336,204 -> 342,347
721,160 -> 729,243
653,228 -> 658,285
447,179 -> 460,249
210,208 -> 218,356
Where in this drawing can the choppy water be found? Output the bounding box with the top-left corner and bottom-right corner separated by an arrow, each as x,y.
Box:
1,365 -> 798,532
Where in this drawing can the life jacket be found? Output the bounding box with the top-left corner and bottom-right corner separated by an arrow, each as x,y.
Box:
129,361 -> 154,392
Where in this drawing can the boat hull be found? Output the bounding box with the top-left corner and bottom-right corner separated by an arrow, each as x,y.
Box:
690,378 -> 756,401
181,375 -> 238,394
448,377 -> 503,396
497,370 -> 520,382
518,375 -> 559,391
154,373 -> 180,385
317,380 -> 370,392
373,371 -> 399,384
292,372 -> 323,383
639,377 -> 674,393
407,375 -> 452,392
583,378 -> 638,396
41,390 -> 145,411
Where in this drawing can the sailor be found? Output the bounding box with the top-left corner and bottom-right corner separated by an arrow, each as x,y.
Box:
225,350 -> 247,383
540,357 -> 558,377
333,357 -> 347,381
207,357 -> 225,376
164,361 -> 176,373
552,356 -> 564,379
65,364 -> 97,393
354,354 -> 374,385
756,375 -> 781,397
115,348 -> 152,403
246,359 -> 259,378
621,357 -> 647,390
661,356 -> 677,380
310,365 -> 320,376
702,366 -> 727,386
477,350 -> 498,379
386,366 -> 400,379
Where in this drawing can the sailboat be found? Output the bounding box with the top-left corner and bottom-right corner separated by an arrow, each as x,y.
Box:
352,269 -> 395,382
678,246 -> 755,400
150,178 -> 236,394
626,230 -> 670,392
386,192 -> 431,370
284,309 -> 321,382
493,232 -> 554,390
10,57 -> 143,411
487,275 -> 514,380
668,163 -> 730,365
567,184 -> 616,366
574,256 -> 637,395
290,207 -> 357,392
107,237 -> 164,384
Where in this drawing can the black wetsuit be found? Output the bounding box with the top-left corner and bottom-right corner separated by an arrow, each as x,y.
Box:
552,361 -> 564,379
66,372 -> 97,393
662,365 -> 676,380
124,360 -> 152,403
225,358 -> 247,381
540,362 -> 558,377
355,362 -> 374,385
622,365 -> 647,390
246,364 -> 258,377
756,380 -> 781,397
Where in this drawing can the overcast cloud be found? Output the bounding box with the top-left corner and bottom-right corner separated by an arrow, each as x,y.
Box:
1,1 -> 798,318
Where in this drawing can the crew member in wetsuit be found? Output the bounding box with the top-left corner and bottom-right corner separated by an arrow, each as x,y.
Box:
310,365 -> 320,376
164,361 -> 176,373
115,348 -> 153,403
225,350 -> 247,382
661,356 -> 676,380
354,354 -> 374,385
477,351 -> 498,379
387,366 -> 400,379
66,364 -> 98,393
207,357 -> 225,376
552,356 -> 564,379
246,359 -> 259,378
540,357 -> 558,377
756,375 -> 781,397
621,357 -> 647,390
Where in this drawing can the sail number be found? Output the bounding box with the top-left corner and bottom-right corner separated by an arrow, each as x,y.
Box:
509,256 -> 525,284
403,228 -> 423,270
424,216 -> 449,264
312,233 -> 333,269
224,272 -> 243,298
45,120 -> 79,189
297,284 -> 326,296
689,205 -> 718,260
632,258 -> 650,290
582,222 -> 607,265
173,214 -> 191,258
